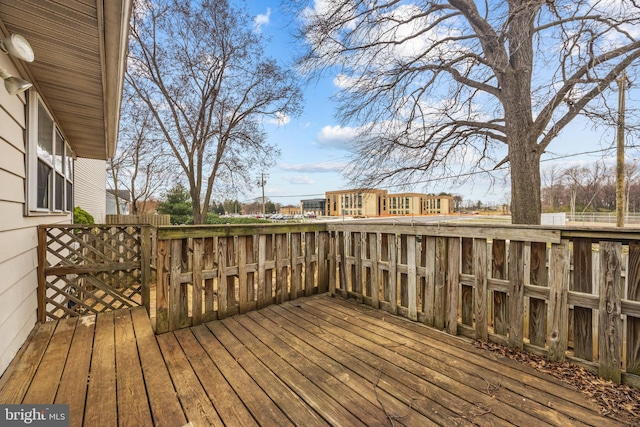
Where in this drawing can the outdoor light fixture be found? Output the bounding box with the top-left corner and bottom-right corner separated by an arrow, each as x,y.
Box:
0,34 -> 35,62
0,66 -> 32,95
0,33 -> 34,95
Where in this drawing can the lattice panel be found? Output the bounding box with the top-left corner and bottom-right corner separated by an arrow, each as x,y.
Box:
40,225 -> 145,321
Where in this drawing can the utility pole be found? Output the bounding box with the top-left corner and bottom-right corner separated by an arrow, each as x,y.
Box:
616,71 -> 628,228
260,173 -> 266,215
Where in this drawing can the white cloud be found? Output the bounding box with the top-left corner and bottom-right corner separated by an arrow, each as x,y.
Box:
286,175 -> 315,185
280,161 -> 346,173
254,8 -> 271,33
267,112 -> 290,126
316,125 -> 359,149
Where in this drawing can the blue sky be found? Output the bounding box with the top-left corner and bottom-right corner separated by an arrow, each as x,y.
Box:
241,1 -> 636,208
243,2 -> 356,206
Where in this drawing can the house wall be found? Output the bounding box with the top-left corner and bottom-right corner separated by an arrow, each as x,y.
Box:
75,158 -> 107,223
0,54 -> 72,375
105,191 -> 131,216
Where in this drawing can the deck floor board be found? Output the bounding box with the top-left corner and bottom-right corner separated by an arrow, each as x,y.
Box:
323,296 -> 598,424
0,296 -> 627,426
302,297 -> 578,426
55,315 -> 94,427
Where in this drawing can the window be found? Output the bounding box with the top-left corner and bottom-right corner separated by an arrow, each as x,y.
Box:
28,93 -> 73,214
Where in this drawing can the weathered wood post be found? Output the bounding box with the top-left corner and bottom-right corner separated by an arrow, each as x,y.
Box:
447,237 -> 460,335
598,241 -> 622,383
529,241 -> 548,347
508,240 -> 525,350
474,238 -> 488,340
548,240 -> 569,362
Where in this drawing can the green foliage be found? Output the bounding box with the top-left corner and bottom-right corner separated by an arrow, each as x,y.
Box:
157,183 -> 194,225
210,201 -> 226,215
222,199 -> 242,215
74,206 -> 95,224
264,201 -> 277,214
204,213 -> 269,225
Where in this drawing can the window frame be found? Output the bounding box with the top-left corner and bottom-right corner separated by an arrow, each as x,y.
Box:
26,92 -> 74,215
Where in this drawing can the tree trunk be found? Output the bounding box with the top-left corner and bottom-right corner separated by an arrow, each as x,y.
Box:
509,139 -> 542,224
192,189 -> 203,224
503,70 -> 541,225
504,1 -> 541,225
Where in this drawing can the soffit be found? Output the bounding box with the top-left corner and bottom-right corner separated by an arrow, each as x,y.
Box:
0,0 -> 132,159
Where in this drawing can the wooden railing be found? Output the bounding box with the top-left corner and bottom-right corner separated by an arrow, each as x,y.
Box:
329,223 -> 640,386
37,221 -> 640,386
154,223 -> 330,333
106,213 -> 171,226
37,224 -> 152,321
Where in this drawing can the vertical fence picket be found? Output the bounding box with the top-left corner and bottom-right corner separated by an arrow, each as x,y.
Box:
508,241 -> 525,350
339,232 -> 348,299
627,242 -> 640,375
548,240 -> 569,362
238,236 -> 249,314
169,239 -> 183,331
264,234 -> 274,305
380,233 -> 389,307
461,237 -> 474,327
305,232 -> 316,297
141,227 -> 151,315
529,241 -> 548,347
423,236 -> 435,327
217,237 -> 229,319
328,231 -> 336,296
247,236 -> 256,307
434,237 -> 448,330
353,232 -> 363,302
192,238 -> 203,325
492,239 -> 508,336
598,241 -> 622,383
291,233 -> 302,300
275,234 -> 288,304
363,233 -> 371,299
447,237 -> 460,335
369,233 -> 379,309
204,237 -> 215,316
388,234 -> 398,315
257,234 -> 267,309
407,235 -> 418,321
573,238 -> 594,361
399,235 -> 408,309
474,238 -> 488,340
317,231 -> 329,294
156,239 -> 170,333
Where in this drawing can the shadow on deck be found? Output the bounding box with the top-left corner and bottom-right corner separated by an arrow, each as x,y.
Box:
0,294 -> 624,426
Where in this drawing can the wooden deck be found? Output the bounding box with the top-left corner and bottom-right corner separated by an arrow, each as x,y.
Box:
0,294 -> 626,427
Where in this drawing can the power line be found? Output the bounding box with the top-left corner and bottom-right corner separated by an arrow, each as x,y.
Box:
260,144 -> 640,200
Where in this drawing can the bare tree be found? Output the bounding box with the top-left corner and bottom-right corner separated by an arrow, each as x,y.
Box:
541,164 -> 566,211
294,0 -> 640,224
127,0 -> 302,223
108,89 -> 170,214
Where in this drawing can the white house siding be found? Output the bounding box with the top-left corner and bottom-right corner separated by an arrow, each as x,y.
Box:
0,54 -> 71,375
74,158 -> 107,223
